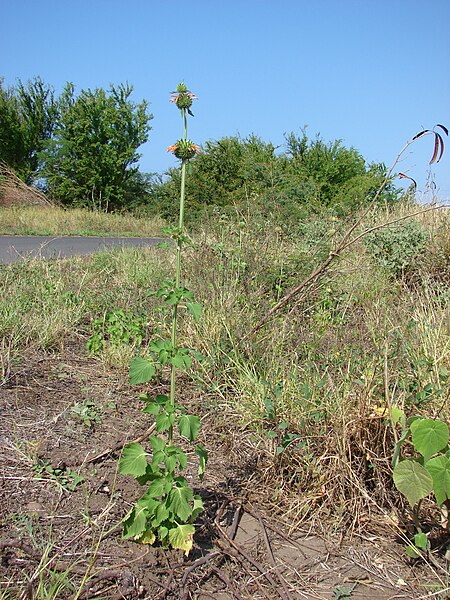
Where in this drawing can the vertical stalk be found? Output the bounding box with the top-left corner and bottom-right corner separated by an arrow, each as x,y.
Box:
168,108 -> 188,446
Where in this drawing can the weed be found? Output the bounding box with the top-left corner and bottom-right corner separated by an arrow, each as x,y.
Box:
390,409 -> 450,556
32,458 -> 84,492
71,399 -> 102,428
119,83 -> 206,555
86,308 -> 146,355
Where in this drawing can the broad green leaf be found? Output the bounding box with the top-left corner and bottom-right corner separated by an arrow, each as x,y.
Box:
405,545 -> 421,559
158,525 -> 169,542
414,532 -> 429,550
156,412 -> 175,432
187,302 -> 202,322
178,414 -> 201,441
164,454 -> 177,473
129,357 -> 156,384
425,455 -> 450,505
151,502 -> 170,528
168,484 -> 193,521
149,435 -> 165,452
122,501 -> 149,539
146,476 -> 165,499
143,401 -> 160,416
410,419 -> 449,461
155,394 -> 170,405
136,464 -> 155,485
196,444 -> 208,480
168,523 -> 195,555
119,443 -> 148,477
393,459 -> 433,506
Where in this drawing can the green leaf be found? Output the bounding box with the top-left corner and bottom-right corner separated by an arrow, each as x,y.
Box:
122,500 -> 150,539
414,532 -> 429,550
146,476 -> 165,499
158,525 -> 169,542
391,405 -> 405,426
168,523 -> 195,555
410,419 -> 449,461
119,443 -> 148,477
143,401 -> 160,416
156,411 -> 175,432
151,502 -> 170,528
187,302 -> 202,323
178,414 -> 201,441
136,529 -> 156,545
425,455 -> 450,505
196,444 -> 208,480
129,357 -> 156,385
393,459 -> 434,506
191,494 -> 204,520
168,484 -> 193,521
149,435 -> 165,453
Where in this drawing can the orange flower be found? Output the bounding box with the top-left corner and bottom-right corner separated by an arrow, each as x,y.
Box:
167,140 -> 200,160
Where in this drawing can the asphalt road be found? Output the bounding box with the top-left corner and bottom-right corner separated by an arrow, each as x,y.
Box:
0,235 -> 165,264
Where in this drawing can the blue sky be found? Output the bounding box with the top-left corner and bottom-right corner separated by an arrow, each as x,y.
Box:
1,0 -> 449,199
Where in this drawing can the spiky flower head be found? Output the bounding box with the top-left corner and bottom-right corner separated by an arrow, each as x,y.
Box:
167,139 -> 200,160
170,82 -> 198,111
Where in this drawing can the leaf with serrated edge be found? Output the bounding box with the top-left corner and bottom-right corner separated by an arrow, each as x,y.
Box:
168,484 -> 193,521
168,524 -> 195,555
393,459 -> 433,506
122,501 -> 149,539
129,357 -> 156,385
146,476 -> 165,498
119,443 -> 148,477
178,414 -> 200,441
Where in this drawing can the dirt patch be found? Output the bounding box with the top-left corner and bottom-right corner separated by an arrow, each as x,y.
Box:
0,343 -> 446,598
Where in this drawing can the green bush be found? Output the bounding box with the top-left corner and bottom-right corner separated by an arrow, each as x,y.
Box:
364,220 -> 428,277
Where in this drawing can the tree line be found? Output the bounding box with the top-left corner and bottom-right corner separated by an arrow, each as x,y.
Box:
0,77 -> 152,211
0,77 -> 396,219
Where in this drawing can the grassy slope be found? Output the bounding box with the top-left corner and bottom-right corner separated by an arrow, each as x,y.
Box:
0,205 -> 166,237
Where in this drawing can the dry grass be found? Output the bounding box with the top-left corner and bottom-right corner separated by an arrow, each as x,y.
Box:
0,205 -> 166,237
0,162 -> 52,207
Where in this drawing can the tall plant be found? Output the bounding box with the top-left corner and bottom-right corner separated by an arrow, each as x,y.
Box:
119,83 -> 206,555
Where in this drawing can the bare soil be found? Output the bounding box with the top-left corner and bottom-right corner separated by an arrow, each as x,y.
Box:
0,342 -> 446,599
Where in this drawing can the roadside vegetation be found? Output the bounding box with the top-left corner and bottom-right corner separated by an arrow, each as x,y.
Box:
0,205 -> 166,237
1,197 -> 448,516
0,77 -> 448,597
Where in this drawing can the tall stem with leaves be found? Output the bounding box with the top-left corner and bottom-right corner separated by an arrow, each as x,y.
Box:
118,83 -> 206,556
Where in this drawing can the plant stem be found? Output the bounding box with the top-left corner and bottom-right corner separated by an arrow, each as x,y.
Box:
169,109 -> 188,445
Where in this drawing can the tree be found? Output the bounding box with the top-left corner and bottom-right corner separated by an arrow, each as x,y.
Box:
152,132 -> 394,225
40,83 -> 152,211
0,77 -> 56,183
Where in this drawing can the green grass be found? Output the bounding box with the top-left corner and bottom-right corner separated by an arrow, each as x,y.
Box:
0,205 -> 167,237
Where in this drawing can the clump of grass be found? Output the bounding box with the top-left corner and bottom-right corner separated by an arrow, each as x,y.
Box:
0,205 -> 166,237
